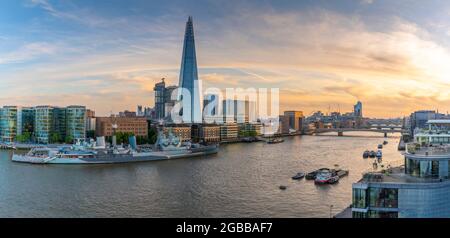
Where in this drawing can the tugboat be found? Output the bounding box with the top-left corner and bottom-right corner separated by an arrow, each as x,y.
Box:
314,169 -> 339,185
369,150 -> 376,158
292,172 -> 305,180
306,168 -> 328,180
267,137 -> 285,144
363,150 -> 370,159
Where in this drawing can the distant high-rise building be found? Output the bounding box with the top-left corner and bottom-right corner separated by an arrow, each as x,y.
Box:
154,78 -> 166,120
282,111 -> 304,134
86,109 -> 96,132
137,105 -> 144,117
118,110 -> 136,117
178,16 -> 202,123
164,86 -> 178,121
354,101 -> 362,118
409,110 -> 441,136
222,99 -> 248,124
203,94 -> 220,123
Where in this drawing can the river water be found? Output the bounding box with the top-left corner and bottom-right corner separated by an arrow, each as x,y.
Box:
0,132 -> 402,218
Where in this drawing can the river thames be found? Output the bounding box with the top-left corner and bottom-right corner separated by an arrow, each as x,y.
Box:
0,132 -> 402,218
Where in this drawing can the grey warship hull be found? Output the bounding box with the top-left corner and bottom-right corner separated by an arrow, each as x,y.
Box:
12,145 -> 219,164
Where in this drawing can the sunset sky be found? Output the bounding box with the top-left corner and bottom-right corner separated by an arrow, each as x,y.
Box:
2,0 -> 450,118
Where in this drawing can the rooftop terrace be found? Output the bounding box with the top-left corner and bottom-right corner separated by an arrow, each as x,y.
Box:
360,162 -> 444,184
406,143 -> 450,157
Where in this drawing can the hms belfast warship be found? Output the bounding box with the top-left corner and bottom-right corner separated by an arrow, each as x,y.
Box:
12,130 -> 219,164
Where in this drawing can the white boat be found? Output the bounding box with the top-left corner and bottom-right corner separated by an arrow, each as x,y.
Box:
376,150 -> 382,158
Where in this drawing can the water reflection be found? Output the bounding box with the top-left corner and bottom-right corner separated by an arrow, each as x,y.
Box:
0,132 -> 401,217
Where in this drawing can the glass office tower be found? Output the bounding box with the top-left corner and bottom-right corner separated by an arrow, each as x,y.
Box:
66,105 -> 86,142
178,16 -> 202,123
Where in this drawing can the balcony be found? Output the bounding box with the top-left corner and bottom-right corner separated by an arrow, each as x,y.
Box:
360,161 -> 444,184
406,143 -> 450,157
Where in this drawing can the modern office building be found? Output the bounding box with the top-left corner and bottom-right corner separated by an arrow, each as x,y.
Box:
20,107 -> 35,136
0,105 -> 87,144
34,106 -> 69,144
0,106 -> 33,142
350,125 -> 450,218
413,119 -> 450,145
203,94 -> 220,123
86,109 -> 96,132
95,116 -> 148,138
154,79 -> 178,121
353,101 -> 363,118
164,86 -> 178,121
66,105 -> 86,142
282,111 -> 304,134
222,99 -> 256,124
154,78 -> 166,120
178,16 -> 202,123
408,110 -> 447,136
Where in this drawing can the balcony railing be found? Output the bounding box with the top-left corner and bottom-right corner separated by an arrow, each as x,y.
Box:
406,143 -> 450,156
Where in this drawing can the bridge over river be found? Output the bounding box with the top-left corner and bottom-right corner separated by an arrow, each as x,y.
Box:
312,127 -> 405,137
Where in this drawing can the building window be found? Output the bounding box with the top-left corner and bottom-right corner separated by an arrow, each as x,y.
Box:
352,211 -> 367,218
367,211 -> 398,218
368,188 -> 398,208
406,158 -> 439,178
352,188 -> 367,209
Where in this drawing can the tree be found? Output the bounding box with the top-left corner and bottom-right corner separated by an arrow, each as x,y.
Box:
65,135 -> 74,144
114,132 -> 134,144
49,133 -> 61,144
16,132 -> 32,143
148,127 -> 157,144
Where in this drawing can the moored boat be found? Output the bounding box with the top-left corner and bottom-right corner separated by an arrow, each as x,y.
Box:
376,150 -> 382,158
314,169 -> 339,184
363,150 -> 370,158
292,172 -> 305,180
267,138 -> 284,144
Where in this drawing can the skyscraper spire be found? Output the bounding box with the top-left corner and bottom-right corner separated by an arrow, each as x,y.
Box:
178,16 -> 202,123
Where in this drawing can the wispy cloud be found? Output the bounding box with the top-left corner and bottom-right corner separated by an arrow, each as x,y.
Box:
3,1 -> 450,117
0,42 -> 58,64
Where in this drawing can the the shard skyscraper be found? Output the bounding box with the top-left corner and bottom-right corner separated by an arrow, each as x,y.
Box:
178,16 -> 202,123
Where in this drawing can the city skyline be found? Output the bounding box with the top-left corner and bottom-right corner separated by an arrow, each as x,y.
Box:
3,1 -> 450,117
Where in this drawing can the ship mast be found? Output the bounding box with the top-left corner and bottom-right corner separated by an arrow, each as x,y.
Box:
110,111 -> 118,147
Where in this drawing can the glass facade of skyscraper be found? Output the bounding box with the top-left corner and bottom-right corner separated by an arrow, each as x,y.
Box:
178,16 -> 202,123
0,106 -> 18,142
34,106 -> 55,144
0,105 -> 88,144
66,105 -> 86,142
